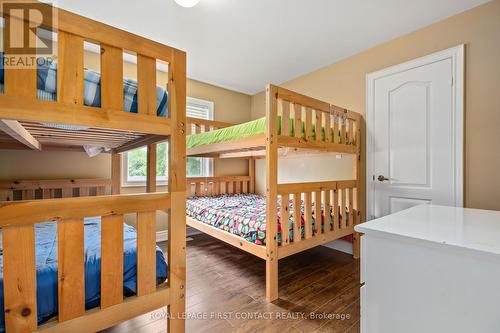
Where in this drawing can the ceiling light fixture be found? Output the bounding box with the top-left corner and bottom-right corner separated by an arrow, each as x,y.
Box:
174,0 -> 201,8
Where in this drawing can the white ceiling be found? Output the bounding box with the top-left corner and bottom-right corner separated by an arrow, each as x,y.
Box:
57,0 -> 489,95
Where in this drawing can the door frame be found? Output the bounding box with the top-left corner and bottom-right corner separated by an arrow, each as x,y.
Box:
366,45 -> 464,220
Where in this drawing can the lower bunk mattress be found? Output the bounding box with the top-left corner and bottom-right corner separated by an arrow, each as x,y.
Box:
0,217 -> 168,331
186,193 -> 351,246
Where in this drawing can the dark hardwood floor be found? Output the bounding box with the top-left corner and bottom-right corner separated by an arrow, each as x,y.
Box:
105,233 -> 360,333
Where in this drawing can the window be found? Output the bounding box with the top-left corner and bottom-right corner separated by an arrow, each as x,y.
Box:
122,97 -> 214,186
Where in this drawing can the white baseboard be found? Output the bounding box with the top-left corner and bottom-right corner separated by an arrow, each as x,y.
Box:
156,227 -> 201,243
322,239 -> 353,255
156,230 -> 169,243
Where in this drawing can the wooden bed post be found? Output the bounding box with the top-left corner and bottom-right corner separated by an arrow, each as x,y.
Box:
249,158 -> 255,193
111,153 -> 121,195
168,49 -> 187,333
265,84 -> 279,301
2,21 -> 38,329
352,114 -> 362,259
146,143 -> 157,193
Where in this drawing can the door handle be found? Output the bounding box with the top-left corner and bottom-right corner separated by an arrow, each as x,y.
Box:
377,175 -> 389,182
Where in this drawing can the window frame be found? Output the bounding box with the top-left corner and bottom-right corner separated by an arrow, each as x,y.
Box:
121,97 -> 214,187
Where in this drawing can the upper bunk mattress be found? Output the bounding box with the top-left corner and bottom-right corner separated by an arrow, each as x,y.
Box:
0,217 -> 168,331
0,53 -> 168,117
186,193 -> 349,246
187,117 -> 347,149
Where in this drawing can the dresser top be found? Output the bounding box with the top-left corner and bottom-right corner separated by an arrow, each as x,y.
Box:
355,205 -> 500,256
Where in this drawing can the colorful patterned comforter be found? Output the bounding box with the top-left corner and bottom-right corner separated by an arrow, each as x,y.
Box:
186,194 -> 347,246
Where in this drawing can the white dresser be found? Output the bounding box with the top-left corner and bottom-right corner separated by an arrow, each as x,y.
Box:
355,205 -> 500,333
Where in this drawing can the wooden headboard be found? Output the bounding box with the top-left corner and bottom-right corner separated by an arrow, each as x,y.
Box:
0,178 -> 111,201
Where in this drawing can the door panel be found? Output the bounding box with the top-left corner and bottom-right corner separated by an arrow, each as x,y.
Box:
389,82 -> 430,187
372,58 -> 455,218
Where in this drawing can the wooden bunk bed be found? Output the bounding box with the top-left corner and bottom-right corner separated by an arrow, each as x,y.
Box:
0,3 -> 186,332
185,84 -> 362,301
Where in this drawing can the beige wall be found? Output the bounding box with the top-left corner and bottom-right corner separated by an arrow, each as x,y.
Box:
0,52 -> 252,230
252,0 -> 500,212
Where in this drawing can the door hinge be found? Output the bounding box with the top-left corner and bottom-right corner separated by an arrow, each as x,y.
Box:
451,76 -> 454,86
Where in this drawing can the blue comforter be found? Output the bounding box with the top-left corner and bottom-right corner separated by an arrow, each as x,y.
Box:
0,217 -> 168,331
0,53 -> 168,117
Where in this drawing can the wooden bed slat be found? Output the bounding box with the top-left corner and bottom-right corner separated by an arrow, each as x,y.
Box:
101,214 -> 124,308
96,186 -> 106,196
315,109 -> 321,142
23,189 -> 35,200
304,107 -> 312,141
341,189 -> 347,229
281,101 -> 290,136
340,115 -> 347,145
280,194 -> 290,246
293,104 -> 302,139
3,225 -> 37,332
80,187 -> 90,197
43,189 -> 53,199
333,113 -> 339,144
324,190 -> 332,237
138,55 -> 157,116
137,211 -> 157,296
293,193 -> 301,243
324,112 -> 331,143
58,218 -> 85,322
348,119 -> 354,144
314,191 -> 322,236
58,31 -> 84,105
304,192 -> 312,239
195,183 -> 201,196
101,44 -> 124,111
62,188 -> 73,198
333,189 -> 339,232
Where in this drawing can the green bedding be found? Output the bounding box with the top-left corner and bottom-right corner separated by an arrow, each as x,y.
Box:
187,117 -> 347,149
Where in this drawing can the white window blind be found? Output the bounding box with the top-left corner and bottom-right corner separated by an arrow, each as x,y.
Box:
187,97 -> 214,120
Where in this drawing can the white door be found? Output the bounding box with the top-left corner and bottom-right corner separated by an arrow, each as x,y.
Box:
367,46 -> 463,219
